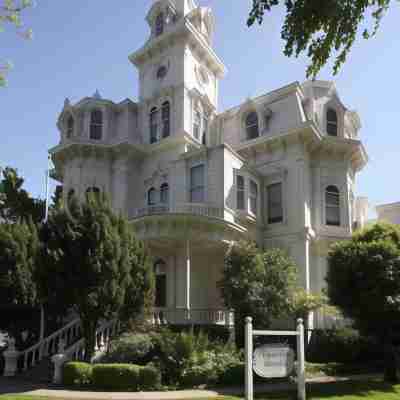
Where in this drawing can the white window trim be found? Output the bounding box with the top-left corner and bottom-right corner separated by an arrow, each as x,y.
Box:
234,170 -> 260,219
265,180 -> 285,226
188,162 -> 207,204
243,110 -> 260,141
322,183 -> 344,228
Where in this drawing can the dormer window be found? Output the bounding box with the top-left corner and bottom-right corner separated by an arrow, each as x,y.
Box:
90,110 -> 103,140
157,65 -> 168,80
155,13 -> 164,36
246,112 -> 259,140
327,108 -> 338,136
66,115 -> 74,139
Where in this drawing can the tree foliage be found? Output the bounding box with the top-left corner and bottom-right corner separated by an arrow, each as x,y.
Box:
248,0 -> 392,78
37,194 -> 154,360
0,166 -> 45,223
327,222 -> 400,382
219,241 -> 297,347
0,219 -> 40,347
0,0 -> 34,86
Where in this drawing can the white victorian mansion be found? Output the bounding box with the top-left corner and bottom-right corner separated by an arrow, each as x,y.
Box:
50,0 -> 368,329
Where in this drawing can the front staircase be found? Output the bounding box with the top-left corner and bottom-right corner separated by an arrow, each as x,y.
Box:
2,318 -> 119,382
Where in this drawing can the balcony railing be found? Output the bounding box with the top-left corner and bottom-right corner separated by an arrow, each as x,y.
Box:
134,203 -> 224,219
152,308 -> 234,327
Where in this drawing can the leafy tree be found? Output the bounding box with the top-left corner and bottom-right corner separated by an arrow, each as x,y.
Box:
327,222 -> 400,383
37,194 -> 154,361
0,219 -> 40,348
289,288 -> 335,328
248,0 -> 392,78
0,166 -> 45,223
219,241 -> 297,347
1,0 -> 34,86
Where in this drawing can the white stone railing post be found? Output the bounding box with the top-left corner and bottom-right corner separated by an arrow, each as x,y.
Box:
51,339 -> 68,384
3,338 -> 20,377
296,318 -> 306,400
245,317 -> 253,400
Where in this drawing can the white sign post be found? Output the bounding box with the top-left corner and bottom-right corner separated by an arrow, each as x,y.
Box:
244,317 -> 306,400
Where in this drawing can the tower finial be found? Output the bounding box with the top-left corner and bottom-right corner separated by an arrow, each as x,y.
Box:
93,89 -> 102,100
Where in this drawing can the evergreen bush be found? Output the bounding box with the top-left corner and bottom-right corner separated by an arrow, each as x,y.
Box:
92,364 -> 141,391
63,362 -> 93,386
307,328 -> 383,364
104,333 -> 154,365
139,364 -> 162,390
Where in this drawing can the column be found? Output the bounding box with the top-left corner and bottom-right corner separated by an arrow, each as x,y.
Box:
185,240 -> 191,311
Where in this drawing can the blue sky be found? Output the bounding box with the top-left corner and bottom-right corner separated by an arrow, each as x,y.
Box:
1,1 -> 399,210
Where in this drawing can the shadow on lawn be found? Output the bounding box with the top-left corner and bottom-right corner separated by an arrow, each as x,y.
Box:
251,380 -> 399,399
0,377 -> 46,395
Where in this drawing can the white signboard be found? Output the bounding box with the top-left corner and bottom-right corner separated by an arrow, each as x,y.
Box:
253,344 -> 295,378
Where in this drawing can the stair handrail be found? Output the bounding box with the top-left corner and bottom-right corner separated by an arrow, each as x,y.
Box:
22,317 -> 81,356
63,319 -> 118,361
20,317 -> 81,371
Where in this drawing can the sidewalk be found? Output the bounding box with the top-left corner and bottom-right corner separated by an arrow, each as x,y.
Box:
0,374 -> 382,399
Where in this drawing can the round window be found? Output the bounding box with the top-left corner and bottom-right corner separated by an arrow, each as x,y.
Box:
157,65 -> 168,80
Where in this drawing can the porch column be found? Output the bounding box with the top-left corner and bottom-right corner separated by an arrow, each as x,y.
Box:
185,240 -> 191,311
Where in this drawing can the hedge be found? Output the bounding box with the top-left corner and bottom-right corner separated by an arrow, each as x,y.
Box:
63,362 -> 161,391
307,328 -> 383,364
63,362 -> 93,386
139,364 -> 162,390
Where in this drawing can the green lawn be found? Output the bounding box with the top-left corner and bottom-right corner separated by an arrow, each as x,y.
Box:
0,380 -> 400,400
222,380 -> 400,400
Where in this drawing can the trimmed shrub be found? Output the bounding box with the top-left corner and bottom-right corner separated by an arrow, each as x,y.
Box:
63,362 -> 93,386
307,328 -> 383,364
139,364 -> 162,390
104,333 -> 154,365
92,364 -> 140,391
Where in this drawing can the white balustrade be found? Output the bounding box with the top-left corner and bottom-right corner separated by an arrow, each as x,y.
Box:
134,203 -> 223,220
152,308 -> 234,326
20,318 -> 81,373
3,317 -> 118,378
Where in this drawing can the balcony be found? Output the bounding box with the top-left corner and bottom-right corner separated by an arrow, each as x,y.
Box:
152,308 -> 234,327
134,203 -> 224,220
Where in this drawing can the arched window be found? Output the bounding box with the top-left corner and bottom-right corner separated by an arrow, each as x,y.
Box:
150,107 -> 158,144
326,185 -> 340,226
160,183 -> 169,204
148,187 -> 157,206
66,115 -> 74,139
193,110 -> 201,140
155,13 -> 164,36
327,108 -> 338,136
90,110 -> 103,140
162,101 -> 170,138
154,259 -> 167,308
246,112 -> 259,140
